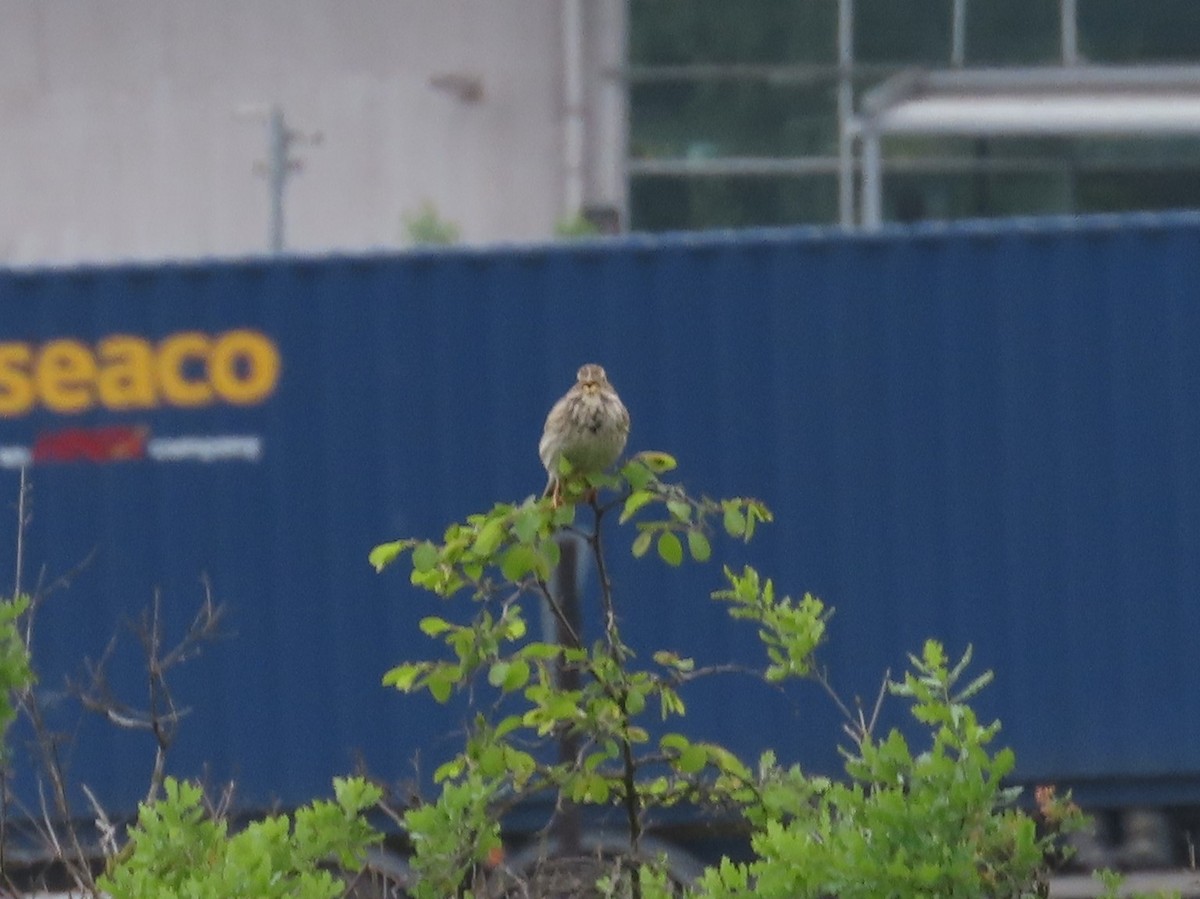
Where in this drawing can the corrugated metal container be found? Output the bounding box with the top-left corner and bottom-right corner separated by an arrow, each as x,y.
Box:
1,212 -> 1198,826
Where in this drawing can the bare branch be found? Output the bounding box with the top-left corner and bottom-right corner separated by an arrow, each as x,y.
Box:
813,666 -> 857,733
533,577 -> 581,651
865,668 -> 891,737
81,783 -> 119,860
13,466 -> 29,601
20,548 -> 99,659
813,664 -> 893,750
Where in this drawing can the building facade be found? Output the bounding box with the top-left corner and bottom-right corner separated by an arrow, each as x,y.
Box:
628,0 -> 1200,230
7,0 -> 1200,263
0,1 -> 626,265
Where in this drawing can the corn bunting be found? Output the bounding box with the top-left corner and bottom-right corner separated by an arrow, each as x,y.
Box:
539,363 -> 630,502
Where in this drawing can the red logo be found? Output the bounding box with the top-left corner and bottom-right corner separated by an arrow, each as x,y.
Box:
32,426 -> 148,464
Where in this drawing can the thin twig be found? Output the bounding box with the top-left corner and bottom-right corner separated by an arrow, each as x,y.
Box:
21,548 -> 99,656
74,581 -> 225,807
587,496 -> 643,899
814,665 -> 891,748
22,687 -> 94,885
13,466 -> 28,600
813,666 -> 858,735
865,668 -> 891,736
534,578 -> 581,651
589,502 -> 623,666
81,783 -> 119,860
675,662 -> 757,682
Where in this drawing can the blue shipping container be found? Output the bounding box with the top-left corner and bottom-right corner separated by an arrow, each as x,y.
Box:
0,212 -> 1198,828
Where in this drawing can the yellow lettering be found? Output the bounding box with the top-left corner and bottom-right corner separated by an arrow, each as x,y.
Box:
0,329 -> 280,416
37,340 -> 96,413
158,332 -> 213,407
0,344 -> 34,417
97,336 -> 157,410
210,330 -> 281,405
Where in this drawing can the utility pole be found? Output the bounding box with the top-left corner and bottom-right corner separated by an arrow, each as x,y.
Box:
265,106 -> 290,254
836,0 -> 855,226
241,104 -> 321,254
1060,0 -> 1079,65
951,0 -> 967,67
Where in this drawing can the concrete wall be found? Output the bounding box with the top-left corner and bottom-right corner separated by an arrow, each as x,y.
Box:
0,0 -> 627,265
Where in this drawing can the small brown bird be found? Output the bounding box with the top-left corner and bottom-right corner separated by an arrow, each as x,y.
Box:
539,363 -> 631,502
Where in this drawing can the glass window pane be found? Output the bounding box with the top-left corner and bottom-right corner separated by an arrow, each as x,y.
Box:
1079,0 -> 1200,62
631,175 -> 838,231
964,0 -> 1060,64
626,0 -> 1200,232
630,81 -> 838,158
629,0 -> 836,65
1076,170 -> 1200,213
855,0 -> 953,64
885,170 -> 1072,221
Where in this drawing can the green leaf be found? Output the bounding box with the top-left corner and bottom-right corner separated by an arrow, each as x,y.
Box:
333,775 -> 383,811
993,746 -> 1016,778
660,733 -> 690,753
632,529 -> 654,559
653,650 -> 695,672
625,688 -> 646,716
707,744 -> 751,780
519,642 -> 563,661
503,659 -> 531,692
621,460 -> 655,491
552,502 -> 577,528
478,745 -> 505,777
427,668 -> 456,703
412,541 -> 439,573
642,775 -> 670,799
512,507 -> 544,544
586,775 -> 611,804
743,512 -> 758,540
657,531 -> 684,567
666,499 -> 692,522
433,757 -> 464,782
507,749 -> 537,788
487,662 -> 511,689
957,669 -> 994,702
419,616 -> 454,637
382,662 -> 426,691
585,747 -> 616,771
487,659 -> 531,693
500,544 -> 538,581
722,505 -> 746,538
686,529 -> 712,562
626,725 -> 649,743
621,490 -> 656,524
538,536 -> 562,574
638,451 -> 677,473
501,613 -> 527,641
369,539 -> 411,572
472,518 -> 507,558
660,687 -> 686,718
678,744 -> 707,774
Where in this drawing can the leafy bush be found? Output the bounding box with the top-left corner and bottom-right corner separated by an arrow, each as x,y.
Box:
372,453 -> 1094,898
403,201 -> 460,245
1,454 -> 1138,898
98,776 -> 382,899
693,641 -> 1071,899
0,594 -> 32,756
372,452 -> 784,896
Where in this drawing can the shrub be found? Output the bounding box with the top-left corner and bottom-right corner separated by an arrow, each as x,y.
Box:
98,776 -> 382,899
372,453 -> 1086,898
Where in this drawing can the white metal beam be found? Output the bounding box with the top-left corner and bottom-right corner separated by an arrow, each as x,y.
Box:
851,65 -> 1200,229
